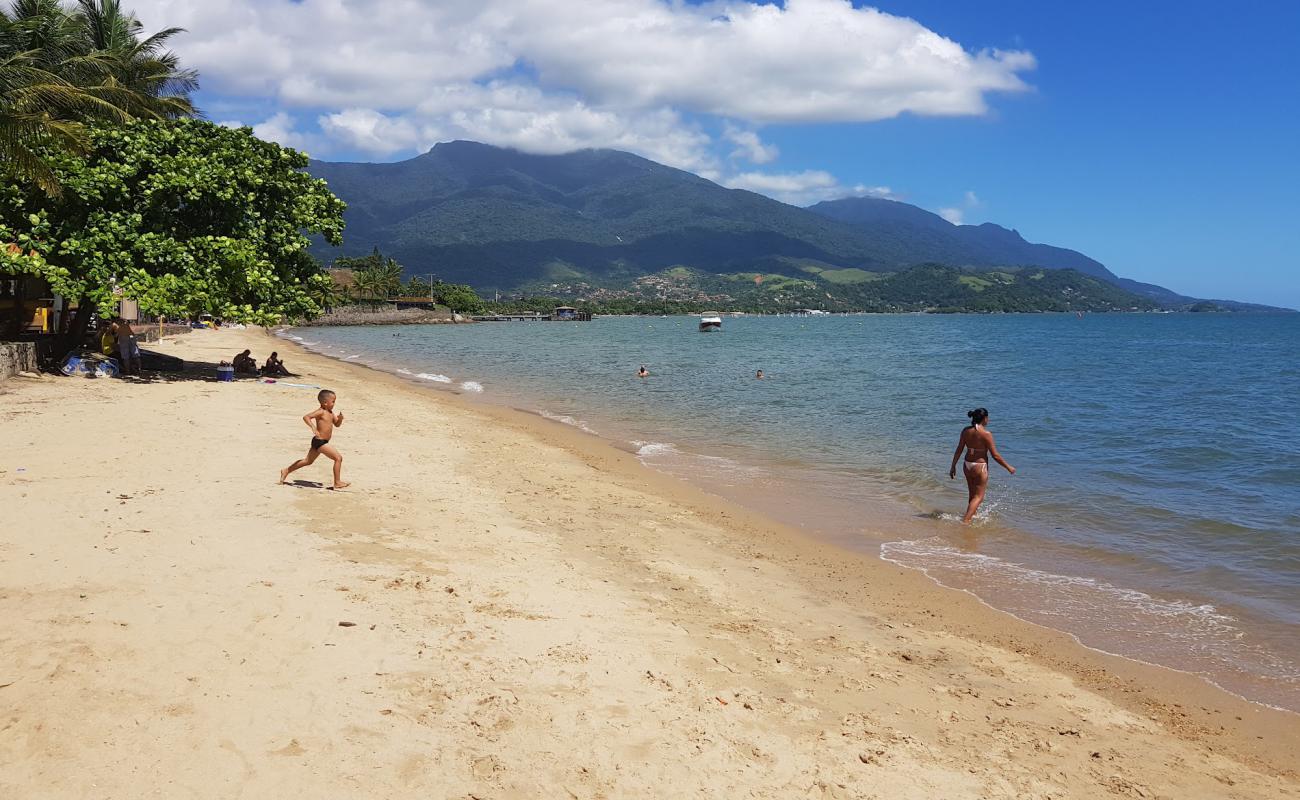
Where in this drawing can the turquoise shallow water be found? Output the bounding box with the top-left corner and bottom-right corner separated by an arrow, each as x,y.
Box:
287,313 -> 1300,710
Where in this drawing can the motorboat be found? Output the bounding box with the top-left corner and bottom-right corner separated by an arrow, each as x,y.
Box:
698,315 -> 722,332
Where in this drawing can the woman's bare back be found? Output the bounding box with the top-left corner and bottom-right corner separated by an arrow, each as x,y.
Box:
961,426 -> 991,462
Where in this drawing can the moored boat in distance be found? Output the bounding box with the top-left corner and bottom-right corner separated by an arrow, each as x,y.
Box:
698,315 -> 722,332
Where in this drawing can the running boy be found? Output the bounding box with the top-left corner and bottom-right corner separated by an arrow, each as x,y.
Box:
279,389 -> 349,489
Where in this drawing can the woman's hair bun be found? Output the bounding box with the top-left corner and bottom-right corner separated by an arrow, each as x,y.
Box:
967,407 -> 989,424
967,409 -> 977,419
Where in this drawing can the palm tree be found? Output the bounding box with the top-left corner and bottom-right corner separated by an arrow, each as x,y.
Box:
0,0 -> 196,192
70,0 -> 197,119
308,279 -> 351,313
352,262 -> 403,301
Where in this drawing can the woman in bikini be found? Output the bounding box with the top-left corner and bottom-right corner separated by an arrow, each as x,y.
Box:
949,407 -> 1015,524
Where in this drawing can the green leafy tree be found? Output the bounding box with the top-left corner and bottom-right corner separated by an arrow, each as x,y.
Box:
0,118 -> 347,342
433,281 -> 484,314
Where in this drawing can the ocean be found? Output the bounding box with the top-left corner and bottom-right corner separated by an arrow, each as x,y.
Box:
285,313 -> 1300,711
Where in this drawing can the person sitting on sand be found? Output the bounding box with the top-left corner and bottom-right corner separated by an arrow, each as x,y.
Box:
232,349 -> 257,374
638,365 -> 649,378
279,389 -> 349,490
261,352 -> 291,377
948,407 -> 1015,524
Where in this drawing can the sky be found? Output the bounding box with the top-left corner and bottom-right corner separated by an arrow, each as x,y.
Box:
132,0 -> 1300,307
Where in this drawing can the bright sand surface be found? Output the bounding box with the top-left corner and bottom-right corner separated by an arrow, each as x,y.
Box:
1,326 -> 1296,799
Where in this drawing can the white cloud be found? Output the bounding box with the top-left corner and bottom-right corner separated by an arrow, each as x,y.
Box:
132,0 -> 1034,164
937,189 -> 982,225
938,207 -> 965,225
723,125 -> 779,164
315,86 -> 718,176
726,170 -> 896,206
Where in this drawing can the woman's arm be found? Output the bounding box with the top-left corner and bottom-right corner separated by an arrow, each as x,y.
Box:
987,433 -> 1015,474
949,435 -> 966,479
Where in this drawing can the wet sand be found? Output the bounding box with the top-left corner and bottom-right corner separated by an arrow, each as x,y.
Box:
0,326 -> 1295,798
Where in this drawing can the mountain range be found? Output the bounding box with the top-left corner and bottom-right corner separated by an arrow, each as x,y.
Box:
307,141 -> 1284,312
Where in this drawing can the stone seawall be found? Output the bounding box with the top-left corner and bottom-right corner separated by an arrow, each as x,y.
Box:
0,342 -> 38,381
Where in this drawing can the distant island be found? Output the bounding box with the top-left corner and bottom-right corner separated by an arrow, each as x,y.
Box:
308,141 -> 1292,315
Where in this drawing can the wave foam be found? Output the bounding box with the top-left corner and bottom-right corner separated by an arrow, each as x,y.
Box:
459,380 -> 484,393
539,410 -> 598,435
417,372 -> 452,383
632,441 -> 679,458
881,538 -> 1237,633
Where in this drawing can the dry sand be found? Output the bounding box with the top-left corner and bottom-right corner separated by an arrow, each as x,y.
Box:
1,326 -> 1295,799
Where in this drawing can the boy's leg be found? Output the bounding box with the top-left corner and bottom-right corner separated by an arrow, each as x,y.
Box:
279,448 -> 319,483
319,444 -> 349,489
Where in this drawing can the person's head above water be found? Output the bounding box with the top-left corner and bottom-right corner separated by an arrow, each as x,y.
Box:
967,407 -> 989,427
756,369 -> 764,379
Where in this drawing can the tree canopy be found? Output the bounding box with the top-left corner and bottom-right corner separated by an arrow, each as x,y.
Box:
0,118 -> 347,324
340,248 -> 404,300
1,0 -> 197,193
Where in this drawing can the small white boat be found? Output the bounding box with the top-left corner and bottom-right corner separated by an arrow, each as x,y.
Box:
698,315 -> 722,332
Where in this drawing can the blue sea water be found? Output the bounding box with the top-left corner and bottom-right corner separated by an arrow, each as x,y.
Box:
287,313 -> 1300,710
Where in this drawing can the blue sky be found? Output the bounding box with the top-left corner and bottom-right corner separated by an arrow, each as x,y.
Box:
153,0 -> 1299,307
836,1 -> 1300,307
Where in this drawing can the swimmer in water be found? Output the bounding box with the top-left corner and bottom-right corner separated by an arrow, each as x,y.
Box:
948,407 -> 1014,524
638,365 -> 649,378
755,369 -> 764,379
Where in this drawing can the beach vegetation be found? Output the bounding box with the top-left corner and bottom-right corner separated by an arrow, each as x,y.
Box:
432,281 -> 485,314
0,118 -> 346,335
342,249 -> 404,300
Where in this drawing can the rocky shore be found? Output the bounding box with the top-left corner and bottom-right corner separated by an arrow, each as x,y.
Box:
294,305 -> 471,326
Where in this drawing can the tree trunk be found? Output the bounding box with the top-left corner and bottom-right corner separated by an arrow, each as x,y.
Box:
56,297 -> 95,357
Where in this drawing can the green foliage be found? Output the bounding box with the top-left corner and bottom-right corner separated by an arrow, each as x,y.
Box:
432,281 -> 484,314
496,264 -> 1157,314
343,248 -> 403,299
1,0 -> 197,193
817,268 -> 879,284
0,118 -> 346,323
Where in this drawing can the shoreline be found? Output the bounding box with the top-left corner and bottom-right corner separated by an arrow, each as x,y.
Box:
270,329 -> 1300,728
2,326 -> 1295,797
283,323 -> 1299,716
